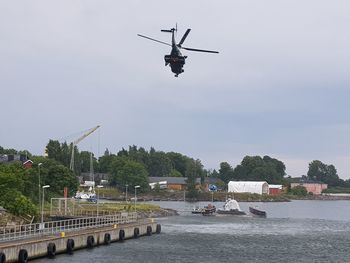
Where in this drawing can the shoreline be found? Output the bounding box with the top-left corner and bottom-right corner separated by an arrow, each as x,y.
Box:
103,193 -> 350,203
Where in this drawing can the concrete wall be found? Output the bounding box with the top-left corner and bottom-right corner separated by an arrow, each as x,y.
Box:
0,221 -> 160,263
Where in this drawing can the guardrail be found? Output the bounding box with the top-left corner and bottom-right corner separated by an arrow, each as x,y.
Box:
0,213 -> 137,243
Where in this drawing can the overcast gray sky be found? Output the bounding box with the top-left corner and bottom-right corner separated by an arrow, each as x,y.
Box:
1,0 -> 350,178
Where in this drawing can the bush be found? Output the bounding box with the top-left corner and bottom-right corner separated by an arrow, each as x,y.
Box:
290,185 -> 307,196
0,190 -> 37,216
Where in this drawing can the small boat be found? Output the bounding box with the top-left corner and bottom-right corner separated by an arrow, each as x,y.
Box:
217,198 -> 246,216
249,206 -> 267,217
191,206 -> 204,214
201,203 -> 216,216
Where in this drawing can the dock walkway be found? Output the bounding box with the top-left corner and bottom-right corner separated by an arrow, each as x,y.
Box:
0,214 -> 161,263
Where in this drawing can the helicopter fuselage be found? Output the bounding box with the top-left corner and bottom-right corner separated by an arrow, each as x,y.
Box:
164,47 -> 186,77
164,30 -> 187,77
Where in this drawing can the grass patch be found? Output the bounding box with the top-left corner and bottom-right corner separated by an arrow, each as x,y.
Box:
323,187 -> 350,194
77,202 -> 160,213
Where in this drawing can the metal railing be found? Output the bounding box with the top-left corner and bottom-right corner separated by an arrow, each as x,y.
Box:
50,198 -> 134,218
0,213 -> 137,243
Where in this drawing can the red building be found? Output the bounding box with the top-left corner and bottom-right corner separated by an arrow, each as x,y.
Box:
22,160 -> 33,169
269,185 -> 282,195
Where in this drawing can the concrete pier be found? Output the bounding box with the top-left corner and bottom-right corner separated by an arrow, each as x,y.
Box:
0,219 -> 160,263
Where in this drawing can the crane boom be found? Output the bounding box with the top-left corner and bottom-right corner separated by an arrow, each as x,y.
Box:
70,125 -> 100,171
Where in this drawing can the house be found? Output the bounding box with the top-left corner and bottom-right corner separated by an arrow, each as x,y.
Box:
269,184 -> 283,195
0,154 -> 32,169
0,154 -> 27,163
290,181 -> 328,195
149,177 -> 201,191
149,181 -> 167,190
228,181 -> 269,195
22,160 -> 33,169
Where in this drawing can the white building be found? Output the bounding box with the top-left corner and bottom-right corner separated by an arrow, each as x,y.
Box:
228,181 -> 269,195
149,181 -> 168,190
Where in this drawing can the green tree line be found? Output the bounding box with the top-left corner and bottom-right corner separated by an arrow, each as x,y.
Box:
45,142 -> 206,194
2,142 -> 350,217
0,146 -> 78,217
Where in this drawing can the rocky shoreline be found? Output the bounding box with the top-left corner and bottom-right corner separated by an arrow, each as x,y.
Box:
137,208 -> 179,219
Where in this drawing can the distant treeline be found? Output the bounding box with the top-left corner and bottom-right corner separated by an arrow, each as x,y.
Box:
2,142 -> 350,195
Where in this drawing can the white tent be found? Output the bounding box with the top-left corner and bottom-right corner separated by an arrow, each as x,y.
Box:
228,181 -> 269,195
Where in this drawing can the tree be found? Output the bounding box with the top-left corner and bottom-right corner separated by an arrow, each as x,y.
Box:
263,156 -> 286,178
98,154 -> 117,173
207,169 -> 219,178
0,146 -> 18,154
185,161 -> 198,198
290,185 -> 307,196
232,165 -> 248,181
148,151 -> 172,177
218,162 -> 234,184
109,157 -> 149,191
167,152 -> 189,176
104,148 -> 110,156
45,164 -> 79,198
46,140 -> 62,161
231,155 -> 286,184
30,157 -> 79,198
307,160 -> 340,186
169,169 -> 182,177
60,142 -> 71,167
0,164 -> 37,216
80,151 -> 98,173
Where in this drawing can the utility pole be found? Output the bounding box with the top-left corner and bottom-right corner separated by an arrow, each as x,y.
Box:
38,163 -> 42,205
134,185 -> 140,212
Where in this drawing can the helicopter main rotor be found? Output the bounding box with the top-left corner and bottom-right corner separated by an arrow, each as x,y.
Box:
137,27 -> 219,54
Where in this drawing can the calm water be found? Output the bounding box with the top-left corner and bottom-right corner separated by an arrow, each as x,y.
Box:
33,200 -> 350,263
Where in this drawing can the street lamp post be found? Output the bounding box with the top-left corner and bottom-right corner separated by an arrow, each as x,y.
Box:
134,185 -> 140,212
96,185 -> 103,217
125,184 -> 128,202
38,163 -> 42,205
41,185 -> 50,227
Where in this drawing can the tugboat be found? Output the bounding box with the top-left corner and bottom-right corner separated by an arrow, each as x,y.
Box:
217,198 -> 246,216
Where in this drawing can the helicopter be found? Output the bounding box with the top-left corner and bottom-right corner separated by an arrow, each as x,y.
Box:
137,26 -> 219,77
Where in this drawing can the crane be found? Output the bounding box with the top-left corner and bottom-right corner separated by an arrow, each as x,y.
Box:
69,125 -> 100,171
